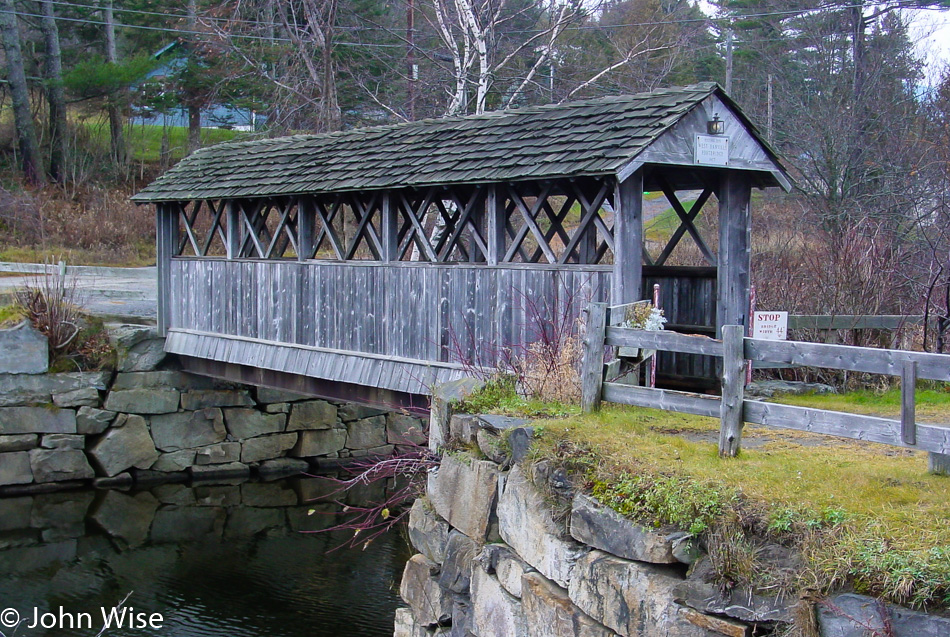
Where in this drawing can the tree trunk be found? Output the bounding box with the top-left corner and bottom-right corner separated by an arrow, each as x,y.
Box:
40,0 -> 67,182
188,105 -> 201,152
0,0 -> 45,186
104,0 -> 127,166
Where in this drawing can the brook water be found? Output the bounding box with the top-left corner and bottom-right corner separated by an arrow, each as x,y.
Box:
0,477 -> 410,637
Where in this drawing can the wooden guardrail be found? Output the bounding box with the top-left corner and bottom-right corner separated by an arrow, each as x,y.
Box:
580,302 -> 950,470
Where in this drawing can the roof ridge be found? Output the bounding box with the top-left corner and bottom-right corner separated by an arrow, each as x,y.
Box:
192,83 -> 720,154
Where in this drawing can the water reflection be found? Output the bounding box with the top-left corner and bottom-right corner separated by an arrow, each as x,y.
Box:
0,476 -> 410,637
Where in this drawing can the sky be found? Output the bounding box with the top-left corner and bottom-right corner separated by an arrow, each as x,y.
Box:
908,8 -> 950,88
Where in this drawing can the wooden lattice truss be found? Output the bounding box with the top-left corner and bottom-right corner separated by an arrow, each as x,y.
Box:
172,176 -> 717,266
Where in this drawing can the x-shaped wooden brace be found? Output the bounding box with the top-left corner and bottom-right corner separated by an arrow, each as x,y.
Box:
527,195 -> 575,263
344,192 -> 383,260
238,199 -> 270,258
655,176 -> 716,267
263,198 -> 299,258
559,180 -> 611,264
438,187 -> 487,262
177,201 -> 204,256
314,196 -> 345,260
199,200 -> 229,257
397,190 -> 438,261
506,182 -> 557,263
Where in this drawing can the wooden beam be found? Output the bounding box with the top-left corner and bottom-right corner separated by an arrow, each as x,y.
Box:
658,178 -> 716,267
297,196 -> 315,261
381,191 -> 397,262
602,383 -> 720,418
155,202 -> 178,335
719,324 -> 745,457
580,302 -> 607,412
744,337 -> 950,382
612,172 -> 644,305
226,200 -> 242,259
654,187 -> 713,267
902,360 -> 917,445
717,172 -> 752,334
606,327 -> 723,357
486,184 -> 506,265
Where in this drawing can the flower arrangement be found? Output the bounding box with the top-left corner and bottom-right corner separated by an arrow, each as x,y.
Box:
621,302 -> 667,331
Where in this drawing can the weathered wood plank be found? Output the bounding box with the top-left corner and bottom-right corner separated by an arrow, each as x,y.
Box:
719,325 -> 745,457
581,302 -> 607,412
612,173 -> 642,305
717,172 -> 751,333
744,338 -> 950,381
606,328 -> 723,357
902,360 -> 917,446
742,400 -> 950,456
602,383 -> 720,418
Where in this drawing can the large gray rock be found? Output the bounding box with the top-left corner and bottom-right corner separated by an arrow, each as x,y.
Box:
407,499 -> 451,564
87,414 -> 160,477
471,563 -> 526,637
287,400 -> 337,430
257,387 -> 311,403
224,408 -> 285,439
257,457 -> 310,480
108,324 -> 166,372
0,406 -> 77,434
439,530 -> 479,594
0,321 -> 48,374
0,451 -> 33,485
497,465 -> 587,588
241,433 -> 297,463
52,387 -> 99,408
195,442 -> 242,465
449,414 -> 480,445
393,607 -> 429,637
571,493 -> 678,564
150,408 -> 226,451
112,371 -> 212,390
190,462 -> 250,482
818,593 -> 950,637
151,449 -> 196,472
429,377 -> 485,450
292,428 -> 347,457
338,403 -> 388,421
104,389 -> 179,414
41,434 -> 84,449
399,554 -> 454,627
346,416 -> 387,449
477,544 -> 532,599
569,550 -> 711,637
90,490 -> 159,548
181,390 -> 254,411
521,571 -> 615,637
76,406 -> 116,435
0,371 -> 109,406
673,558 -> 792,624
29,448 -> 94,483
387,413 -> 428,446
0,434 -> 38,452
427,453 -> 499,542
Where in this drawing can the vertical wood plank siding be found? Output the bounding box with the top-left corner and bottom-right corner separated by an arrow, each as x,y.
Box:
170,259 -> 612,367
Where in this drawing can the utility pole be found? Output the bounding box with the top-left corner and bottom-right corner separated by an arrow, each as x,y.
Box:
767,74 -> 773,144
407,0 -> 416,120
725,30 -> 734,94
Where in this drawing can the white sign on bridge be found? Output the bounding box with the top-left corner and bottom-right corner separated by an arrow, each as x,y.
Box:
752,311 -> 788,340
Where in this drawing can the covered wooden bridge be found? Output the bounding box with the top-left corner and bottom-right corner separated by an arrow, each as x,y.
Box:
133,82 -> 790,411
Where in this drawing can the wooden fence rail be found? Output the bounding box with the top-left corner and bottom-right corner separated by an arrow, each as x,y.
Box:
580,302 -> 950,469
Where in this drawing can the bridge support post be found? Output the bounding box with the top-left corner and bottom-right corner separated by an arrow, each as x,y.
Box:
581,302 -> 608,413
486,185 -> 506,265
156,202 -> 179,336
612,171 -> 644,305
719,324 -> 746,457
298,196 -> 315,261
717,173 -> 752,334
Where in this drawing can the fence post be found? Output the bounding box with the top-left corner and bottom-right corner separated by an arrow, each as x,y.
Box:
719,325 -> 746,457
581,302 -> 608,413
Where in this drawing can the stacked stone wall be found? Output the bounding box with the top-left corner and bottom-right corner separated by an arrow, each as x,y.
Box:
396,411 -> 950,637
0,324 -> 426,493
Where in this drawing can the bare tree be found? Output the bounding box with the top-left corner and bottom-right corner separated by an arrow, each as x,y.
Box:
40,0 -> 68,182
0,0 -> 45,185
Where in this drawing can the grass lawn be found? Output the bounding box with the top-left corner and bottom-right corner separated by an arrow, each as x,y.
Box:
471,385 -> 950,608
80,119 -> 246,163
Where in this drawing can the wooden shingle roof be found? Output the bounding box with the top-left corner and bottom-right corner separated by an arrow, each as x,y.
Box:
133,83 -> 783,203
